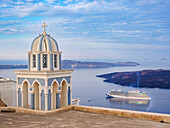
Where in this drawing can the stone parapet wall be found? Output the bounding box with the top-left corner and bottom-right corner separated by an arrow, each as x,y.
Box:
0,106 -> 73,115
72,105 -> 170,123
1,105 -> 170,123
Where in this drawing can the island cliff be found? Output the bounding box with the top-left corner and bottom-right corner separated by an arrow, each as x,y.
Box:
97,69 -> 170,89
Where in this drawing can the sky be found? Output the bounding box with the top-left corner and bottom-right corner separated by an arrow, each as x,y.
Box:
0,0 -> 170,62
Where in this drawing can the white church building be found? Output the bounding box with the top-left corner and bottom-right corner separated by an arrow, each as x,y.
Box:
15,23 -> 73,110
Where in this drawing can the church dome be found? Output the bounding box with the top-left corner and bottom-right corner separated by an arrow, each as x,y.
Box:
31,34 -> 59,52
28,22 -> 62,71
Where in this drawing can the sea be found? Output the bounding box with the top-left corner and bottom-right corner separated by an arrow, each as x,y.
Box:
0,60 -> 170,114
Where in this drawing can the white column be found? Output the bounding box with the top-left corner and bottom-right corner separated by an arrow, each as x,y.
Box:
60,90 -> 62,108
45,94 -> 48,111
21,91 -> 23,107
66,88 -> 68,106
16,78 -> 19,107
70,88 -> 72,105
51,93 -> 53,110
53,92 -> 56,109
39,93 -> 41,110
57,53 -> 59,69
70,77 -> 72,105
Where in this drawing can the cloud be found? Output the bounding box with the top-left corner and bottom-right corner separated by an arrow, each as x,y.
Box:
156,36 -> 170,41
0,20 -> 22,26
0,4 -> 8,7
0,1 -> 129,18
46,0 -> 56,4
137,0 -> 170,5
14,1 -> 25,5
111,30 -> 142,34
57,36 -> 170,50
64,0 -> 75,4
58,38 -> 170,60
0,28 -> 20,34
0,0 -> 170,60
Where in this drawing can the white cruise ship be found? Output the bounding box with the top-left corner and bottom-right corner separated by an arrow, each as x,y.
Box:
106,90 -> 151,100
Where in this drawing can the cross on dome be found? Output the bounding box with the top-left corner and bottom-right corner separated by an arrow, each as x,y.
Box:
42,22 -> 47,34
31,23 -> 60,53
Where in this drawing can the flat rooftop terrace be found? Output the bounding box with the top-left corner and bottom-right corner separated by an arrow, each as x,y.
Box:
0,110 -> 170,128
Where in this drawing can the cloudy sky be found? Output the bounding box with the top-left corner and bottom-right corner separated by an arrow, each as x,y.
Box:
0,0 -> 170,62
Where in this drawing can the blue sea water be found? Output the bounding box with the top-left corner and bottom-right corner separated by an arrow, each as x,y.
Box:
0,60 -> 170,114
0,60 -> 27,65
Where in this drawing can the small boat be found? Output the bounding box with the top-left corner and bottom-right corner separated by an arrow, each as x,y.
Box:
106,90 -> 151,100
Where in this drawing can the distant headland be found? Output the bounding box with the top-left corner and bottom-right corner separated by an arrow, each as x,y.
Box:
96,69 -> 170,89
62,60 -> 139,68
0,60 -> 139,69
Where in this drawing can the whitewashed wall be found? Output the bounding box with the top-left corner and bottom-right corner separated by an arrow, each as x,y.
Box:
0,81 -> 16,106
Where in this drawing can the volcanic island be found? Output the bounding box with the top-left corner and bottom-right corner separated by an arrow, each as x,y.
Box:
97,69 -> 170,89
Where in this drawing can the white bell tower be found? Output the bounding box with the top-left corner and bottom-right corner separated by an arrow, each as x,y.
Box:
15,22 -> 73,111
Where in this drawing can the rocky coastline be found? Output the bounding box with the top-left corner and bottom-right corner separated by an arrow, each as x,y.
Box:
97,69 -> 170,89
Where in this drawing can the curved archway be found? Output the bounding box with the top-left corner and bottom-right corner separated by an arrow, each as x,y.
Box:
23,81 -> 28,108
60,80 -> 67,108
52,81 -> 60,109
33,81 -> 40,110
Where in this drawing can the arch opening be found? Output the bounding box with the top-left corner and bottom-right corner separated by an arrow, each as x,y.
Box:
18,88 -> 22,107
60,80 -> 67,108
52,81 -> 58,109
23,81 -> 28,108
33,81 -> 40,110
